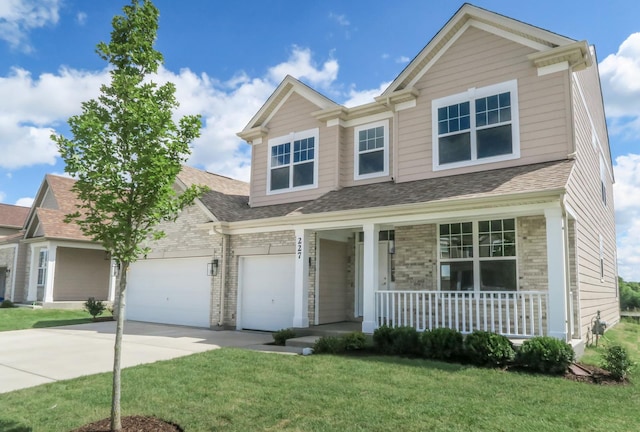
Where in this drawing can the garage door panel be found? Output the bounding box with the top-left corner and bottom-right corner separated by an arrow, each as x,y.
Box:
240,255 -> 295,331
127,257 -> 211,328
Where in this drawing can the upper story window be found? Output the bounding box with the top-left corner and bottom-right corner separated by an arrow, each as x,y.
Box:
432,80 -> 520,171
354,120 -> 389,180
267,128 -> 318,193
600,155 -> 607,206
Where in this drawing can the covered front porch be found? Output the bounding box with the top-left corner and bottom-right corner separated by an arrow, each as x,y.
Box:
292,204 -> 579,342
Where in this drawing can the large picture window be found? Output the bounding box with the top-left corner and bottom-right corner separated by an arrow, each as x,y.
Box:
268,128 -> 318,193
439,219 -> 517,291
354,120 -> 389,180
432,80 -> 519,171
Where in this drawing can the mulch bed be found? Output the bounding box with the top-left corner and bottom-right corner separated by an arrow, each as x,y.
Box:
564,363 -> 628,385
71,415 -> 183,432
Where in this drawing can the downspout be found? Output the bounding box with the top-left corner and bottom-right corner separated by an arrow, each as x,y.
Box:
212,224 -> 228,327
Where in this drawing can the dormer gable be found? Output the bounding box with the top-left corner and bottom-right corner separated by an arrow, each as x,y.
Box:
238,75 -> 339,144
381,3 -> 591,100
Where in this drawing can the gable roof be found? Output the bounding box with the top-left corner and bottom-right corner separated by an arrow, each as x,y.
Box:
237,75 -> 340,142
177,165 -> 249,196
381,3 -> 588,97
204,159 -> 574,224
0,203 -> 29,229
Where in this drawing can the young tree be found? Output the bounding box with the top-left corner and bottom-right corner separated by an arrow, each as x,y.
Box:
53,1 -> 203,430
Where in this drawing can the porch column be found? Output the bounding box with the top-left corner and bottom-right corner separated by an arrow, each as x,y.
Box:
43,243 -> 57,303
545,208 -> 568,341
293,228 -> 310,328
362,223 -> 380,333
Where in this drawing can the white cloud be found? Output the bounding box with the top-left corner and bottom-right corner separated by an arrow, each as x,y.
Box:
329,12 -> 350,27
0,66 -> 108,169
267,47 -> 339,89
15,196 -> 33,207
76,11 -> 87,26
599,33 -> 640,138
613,153 -> 640,281
0,191 -> 5,202
0,0 -> 60,51
396,56 -> 410,64
343,81 -> 391,108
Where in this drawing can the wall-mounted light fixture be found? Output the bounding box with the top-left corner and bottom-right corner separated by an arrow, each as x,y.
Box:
207,259 -> 219,276
388,239 -> 395,254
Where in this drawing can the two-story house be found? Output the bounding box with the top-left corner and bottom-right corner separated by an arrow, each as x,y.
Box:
120,4 -> 617,350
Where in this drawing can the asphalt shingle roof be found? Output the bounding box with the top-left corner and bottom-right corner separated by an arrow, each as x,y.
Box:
0,203 -> 29,229
200,159 -> 574,223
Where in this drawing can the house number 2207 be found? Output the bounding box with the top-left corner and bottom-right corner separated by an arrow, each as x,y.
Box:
297,237 -> 302,259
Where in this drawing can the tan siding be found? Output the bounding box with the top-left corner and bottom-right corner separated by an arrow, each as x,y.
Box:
565,63 -> 619,340
396,26 -> 571,183
250,92 -> 337,207
318,239 -> 349,323
53,247 -> 110,301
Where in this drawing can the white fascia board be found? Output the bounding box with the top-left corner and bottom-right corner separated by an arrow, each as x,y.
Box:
537,61 -> 569,76
215,190 -> 564,234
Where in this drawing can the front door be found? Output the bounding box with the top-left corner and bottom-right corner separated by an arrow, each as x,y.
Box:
356,241 -> 393,317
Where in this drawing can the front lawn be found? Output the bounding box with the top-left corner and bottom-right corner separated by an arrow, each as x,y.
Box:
0,307 -> 97,332
0,338 -> 638,431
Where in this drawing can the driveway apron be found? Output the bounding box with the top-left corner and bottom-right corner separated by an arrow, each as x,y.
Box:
0,321 -> 272,393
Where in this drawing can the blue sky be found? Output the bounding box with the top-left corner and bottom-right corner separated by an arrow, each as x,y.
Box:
1,0 -> 639,279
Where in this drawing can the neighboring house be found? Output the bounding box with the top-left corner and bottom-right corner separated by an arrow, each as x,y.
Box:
0,203 -> 29,301
2,175 -> 115,306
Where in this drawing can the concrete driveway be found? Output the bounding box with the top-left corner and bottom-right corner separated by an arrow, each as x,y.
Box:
0,321 -> 273,394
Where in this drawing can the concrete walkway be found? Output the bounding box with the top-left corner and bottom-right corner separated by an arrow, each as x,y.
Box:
0,321 -> 274,394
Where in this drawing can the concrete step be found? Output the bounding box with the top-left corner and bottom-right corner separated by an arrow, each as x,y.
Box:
286,335 -> 320,348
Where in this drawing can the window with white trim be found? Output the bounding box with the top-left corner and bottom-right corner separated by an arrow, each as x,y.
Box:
354,120 -> 389,180
439,219 -> 517,291
600,155 -> 607,206
268,128 -> 318,193
432,80 -> 520,170
37,249 -> 48,287
599,234 -> 605,281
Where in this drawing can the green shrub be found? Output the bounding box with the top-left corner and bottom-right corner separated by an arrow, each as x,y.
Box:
464,331 -> 515,367
421,327 -> 464,361
0,299 -> 16,308
313,336 -> 345,354
601,344 -> 634,381
391,326 -> 421,356
342,332 -> 368,351
272,328 -> 297,346
516,336 -> 575,374
373,325 -> 395,354
83,297 -> 106,319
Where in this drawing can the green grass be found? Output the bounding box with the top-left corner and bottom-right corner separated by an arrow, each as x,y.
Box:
581,318 -> 640,368
1,323 -> 639,431
0,307 -> 96,332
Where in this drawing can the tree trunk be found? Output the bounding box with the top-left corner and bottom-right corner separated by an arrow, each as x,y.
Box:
110,260 -> 128,431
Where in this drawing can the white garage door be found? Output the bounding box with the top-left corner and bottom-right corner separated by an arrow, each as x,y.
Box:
240,255 -> 295,331
127,257 -> 211,327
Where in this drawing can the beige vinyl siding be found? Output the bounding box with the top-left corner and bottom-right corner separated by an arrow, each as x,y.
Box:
53,247 -> 110,301
396,25 -> 571,183
340,120 -> 394,188
565,63 -> 618,339
250,92 -> 337,207
317,239 -> 349,324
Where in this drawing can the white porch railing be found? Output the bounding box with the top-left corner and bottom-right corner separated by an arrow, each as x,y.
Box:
375,290 -> 548,338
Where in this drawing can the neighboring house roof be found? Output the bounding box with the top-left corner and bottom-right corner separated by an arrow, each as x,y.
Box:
177,165 -> 249,196
202,159 -> 574,223
0,203 -> 29,229
25,174 -> 90,242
